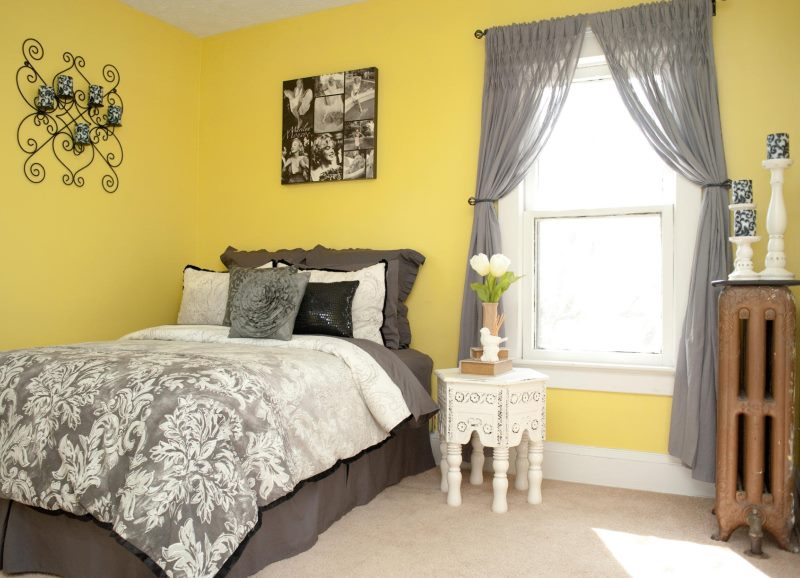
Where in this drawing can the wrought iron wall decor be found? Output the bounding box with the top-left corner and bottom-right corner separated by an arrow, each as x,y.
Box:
16,38 -> 124,193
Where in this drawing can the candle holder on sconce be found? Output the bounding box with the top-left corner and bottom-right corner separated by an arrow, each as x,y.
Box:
16,38 -> 124,193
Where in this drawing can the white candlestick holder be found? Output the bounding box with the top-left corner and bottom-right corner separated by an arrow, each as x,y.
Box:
728,235 -> 761,280
759,158 -> 794,279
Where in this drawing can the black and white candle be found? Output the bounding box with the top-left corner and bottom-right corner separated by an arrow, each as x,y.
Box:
731,179 -> 753,204
36,85 -> 55,110
74,123 -> 90,145
107,105 -> 122,126
56,75 -> 73,98
767,133 -> 790,159
88,84 -> 104,107
734,208 -> 757,237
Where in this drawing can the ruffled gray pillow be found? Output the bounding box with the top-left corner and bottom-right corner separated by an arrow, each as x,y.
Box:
224,265 -> 290,326
228,268 -> 310,340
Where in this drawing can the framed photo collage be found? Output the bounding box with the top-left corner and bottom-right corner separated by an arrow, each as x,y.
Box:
281,67 -> 377,184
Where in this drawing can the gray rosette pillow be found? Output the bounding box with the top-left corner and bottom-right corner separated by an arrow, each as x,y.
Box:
227,267 -> 310,340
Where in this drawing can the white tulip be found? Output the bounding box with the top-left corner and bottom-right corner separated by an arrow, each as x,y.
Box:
489,254 -> 511,277
470,253 -> 491,276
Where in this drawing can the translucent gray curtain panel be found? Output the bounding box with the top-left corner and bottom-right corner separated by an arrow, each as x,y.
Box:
589,0 -> 728,483
457,16 -> 586,363
462,0 -> 729,483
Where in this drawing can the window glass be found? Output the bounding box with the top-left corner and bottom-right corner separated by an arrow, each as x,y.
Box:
535,213 -> 663,354
530,78 -> 674,212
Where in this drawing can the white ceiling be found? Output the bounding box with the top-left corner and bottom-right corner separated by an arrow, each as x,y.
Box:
119,0 -> 366,37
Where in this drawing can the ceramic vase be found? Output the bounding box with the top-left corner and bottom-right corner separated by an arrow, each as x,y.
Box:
482,302 -> 499,335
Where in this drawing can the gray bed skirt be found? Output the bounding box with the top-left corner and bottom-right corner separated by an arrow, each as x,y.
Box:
0,418 -> 434,578
0,347 -> 436,578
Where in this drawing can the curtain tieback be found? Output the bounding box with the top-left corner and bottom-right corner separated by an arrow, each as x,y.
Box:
468,197 -> 494,206
701,179 -> 731,190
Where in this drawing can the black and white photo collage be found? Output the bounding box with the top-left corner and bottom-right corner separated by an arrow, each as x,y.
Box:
281,67 -> 377,184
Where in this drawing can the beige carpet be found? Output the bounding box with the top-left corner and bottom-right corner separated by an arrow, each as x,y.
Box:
3,468 -> 798,577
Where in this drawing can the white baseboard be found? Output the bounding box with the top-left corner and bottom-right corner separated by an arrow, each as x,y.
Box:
430,433 -> 714,498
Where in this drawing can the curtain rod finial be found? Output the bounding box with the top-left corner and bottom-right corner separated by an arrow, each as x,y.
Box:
474,29 -> 487,39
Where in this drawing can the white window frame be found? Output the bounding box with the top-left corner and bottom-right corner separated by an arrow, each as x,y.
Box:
497,29 -> 701,396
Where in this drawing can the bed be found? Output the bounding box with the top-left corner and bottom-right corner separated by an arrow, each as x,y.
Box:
0,245 -> 436,578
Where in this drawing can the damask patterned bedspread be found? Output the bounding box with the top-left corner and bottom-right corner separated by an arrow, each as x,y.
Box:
0,326 -> 413,578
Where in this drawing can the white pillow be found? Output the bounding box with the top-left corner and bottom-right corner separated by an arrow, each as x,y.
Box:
177,268 -> 229,325
307,262 -> 386,344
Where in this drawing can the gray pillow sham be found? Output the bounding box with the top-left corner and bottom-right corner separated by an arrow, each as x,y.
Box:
219,244 -> 426,348
220,246 -> 307,269
228,268 -> 310,340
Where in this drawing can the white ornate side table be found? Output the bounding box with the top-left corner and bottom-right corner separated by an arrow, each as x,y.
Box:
436,367 -> 547,513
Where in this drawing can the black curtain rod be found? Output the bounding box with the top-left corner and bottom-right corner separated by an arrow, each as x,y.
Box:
474,0 -> 722,38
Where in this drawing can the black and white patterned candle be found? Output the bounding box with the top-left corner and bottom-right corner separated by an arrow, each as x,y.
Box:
734,208 -> 757,237
56,75 -> 73,98
107,105 -> 122,126
767,133 -> 789,159
731,180 -> 753,204
88,84 -> 104,107
74,123 -> 90,144
36,85 -> 55,110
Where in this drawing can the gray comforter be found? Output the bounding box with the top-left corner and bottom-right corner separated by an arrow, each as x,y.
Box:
0,326 -> 435,578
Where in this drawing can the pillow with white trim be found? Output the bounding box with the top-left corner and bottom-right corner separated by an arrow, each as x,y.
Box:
305,262 -> 386,344
177,265 -> 229,325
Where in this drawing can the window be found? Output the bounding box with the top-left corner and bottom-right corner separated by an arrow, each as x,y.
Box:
499,31 -> 700,393
524,74 -> 676,367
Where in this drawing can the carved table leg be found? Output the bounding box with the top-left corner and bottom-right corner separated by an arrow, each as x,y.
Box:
470,431 -> 484,485
440,438 -> 448,492
528,439 -> 543,505
492,447 -> 510,513
446,443 -> 462,506
515,431 -> 529,491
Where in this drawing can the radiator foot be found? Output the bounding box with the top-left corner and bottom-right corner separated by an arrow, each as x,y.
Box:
745,508 -> 768,558
711,520 -> 732,542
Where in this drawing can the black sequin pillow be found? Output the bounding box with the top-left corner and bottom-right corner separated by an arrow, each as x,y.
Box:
294,281 -> 360,337
228,268 -> 310,340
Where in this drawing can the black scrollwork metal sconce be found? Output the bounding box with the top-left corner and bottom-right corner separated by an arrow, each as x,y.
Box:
16,38 -> 124,193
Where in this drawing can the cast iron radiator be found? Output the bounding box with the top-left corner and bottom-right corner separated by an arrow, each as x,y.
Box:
714,284 -> 798,553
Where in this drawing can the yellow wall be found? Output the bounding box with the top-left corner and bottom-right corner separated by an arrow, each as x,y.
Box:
2,0 -> 797,456
0,0 -> 201,349
196,0 -> 800,455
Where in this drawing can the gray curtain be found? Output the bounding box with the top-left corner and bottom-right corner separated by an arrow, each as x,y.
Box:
590,0 -> 729,482
457,16 -> 586,362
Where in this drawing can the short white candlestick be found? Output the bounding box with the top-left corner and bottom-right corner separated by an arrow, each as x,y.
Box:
760,158 -> 794,279
728,236 -> 761,280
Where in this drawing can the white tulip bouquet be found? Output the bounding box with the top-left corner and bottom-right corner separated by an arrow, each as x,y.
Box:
469,253 -> 522,303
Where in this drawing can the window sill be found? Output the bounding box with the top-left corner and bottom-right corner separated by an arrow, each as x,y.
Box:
512,359 -> 675,396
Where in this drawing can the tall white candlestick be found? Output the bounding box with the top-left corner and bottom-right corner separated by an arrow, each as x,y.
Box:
759,158 -> 794,279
